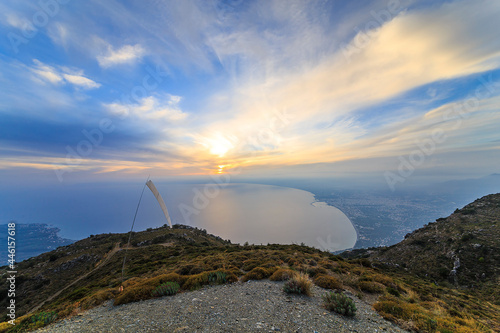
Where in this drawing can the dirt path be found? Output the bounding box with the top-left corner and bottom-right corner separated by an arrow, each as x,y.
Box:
28,243 -> 121,314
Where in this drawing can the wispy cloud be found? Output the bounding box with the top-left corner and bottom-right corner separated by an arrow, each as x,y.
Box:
183,0 -> 500,171
104,95 -> 187,122
62,74 -> 101,89
29,59 -> 100,89
97,43 -> 145,68
3,12 -> 31,30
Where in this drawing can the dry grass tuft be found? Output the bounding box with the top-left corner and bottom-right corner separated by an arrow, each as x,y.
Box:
313,274 -> 342,290
357,280 -> 385,294
240,267 -> 273,282
81,288 -> 118,309
283,272 -> 313,296
269,268 -> 296,281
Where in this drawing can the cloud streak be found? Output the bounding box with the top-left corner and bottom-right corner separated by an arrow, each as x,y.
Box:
0,0 -> 499,183
97,43 -> 145,68
29,59 -> 101,89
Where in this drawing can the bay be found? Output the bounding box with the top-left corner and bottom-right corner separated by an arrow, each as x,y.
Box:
0,182 -> 357,252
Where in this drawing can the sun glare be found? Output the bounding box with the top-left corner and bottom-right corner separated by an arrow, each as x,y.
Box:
204,134 -> 234,157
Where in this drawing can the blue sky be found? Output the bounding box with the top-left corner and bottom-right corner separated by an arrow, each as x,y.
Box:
1,0 -> 500,186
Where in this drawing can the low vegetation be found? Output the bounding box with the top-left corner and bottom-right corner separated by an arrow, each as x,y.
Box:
0,311 -> 58,332
240,267 -> 275,282
322,291 -> 356,317
269,268 -> 295,281
357,280 -> 385,294
283,272 -> 313,296
151,282 -> 180,297
313,274 -> 342,290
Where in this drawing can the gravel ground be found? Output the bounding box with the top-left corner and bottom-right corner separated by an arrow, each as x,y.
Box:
36,280 -> 408,332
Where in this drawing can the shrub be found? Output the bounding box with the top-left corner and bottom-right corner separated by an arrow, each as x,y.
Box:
322,291 -> 356,316
151,281 -> 180,297
241,267 -> 272,282
460,233 -> 474,242
183,270 -> 237,290
306,266 -> 328,277
207,271 -> 227,284
358,281 -> 385,293
351,258 -> 371,267
81,288 -> 118,309
387,287 -> 401,297
308,259 -> 317,266
144,273 -> 188,290
176,264 -> 196,275
114,284 -> 155,305
371,274 -> 396,288
270,268 -> 296,281
283,272 -> 313,296
314,274 -> 342,290
115,273 -> 189,305
373,300 -> 418,321
318,260 -> 337,270
189,264 -> 208,275
242,259 -> 261,271
31,311 -> 58,325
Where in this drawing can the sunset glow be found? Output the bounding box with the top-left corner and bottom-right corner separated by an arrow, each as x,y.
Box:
0,0 -> 499,183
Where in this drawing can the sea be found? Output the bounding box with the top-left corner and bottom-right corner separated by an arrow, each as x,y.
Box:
0,182 -> 357,252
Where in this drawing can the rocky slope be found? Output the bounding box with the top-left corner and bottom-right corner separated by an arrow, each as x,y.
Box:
367,193 -> 500,303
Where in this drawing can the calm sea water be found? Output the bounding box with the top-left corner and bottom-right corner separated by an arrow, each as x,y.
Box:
0,182 -> 357,251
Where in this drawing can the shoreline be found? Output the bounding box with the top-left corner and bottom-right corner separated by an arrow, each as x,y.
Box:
309,196 -> 359,251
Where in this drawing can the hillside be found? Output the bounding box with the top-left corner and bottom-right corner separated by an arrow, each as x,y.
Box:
0,224 -> 230,321
1,195 -> 499,332
367,193 -> 500,303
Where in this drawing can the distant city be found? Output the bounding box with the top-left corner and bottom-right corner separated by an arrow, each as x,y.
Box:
251,174 -> 500,249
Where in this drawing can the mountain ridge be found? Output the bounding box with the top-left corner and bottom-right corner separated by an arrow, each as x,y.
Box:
344,193 -> 500,304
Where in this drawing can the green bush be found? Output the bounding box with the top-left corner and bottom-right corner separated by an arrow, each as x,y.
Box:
322,291 -> 357,316
151,281 -> 180,297
31,311 -> 58,325
207,271 -> 227,284
182,270 -> 238,290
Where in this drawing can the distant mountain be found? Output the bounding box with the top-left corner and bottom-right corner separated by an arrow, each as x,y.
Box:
0,223 -> 74,263
427,173 -> 500,205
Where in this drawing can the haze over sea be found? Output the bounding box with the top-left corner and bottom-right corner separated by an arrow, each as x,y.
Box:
0,182 -> 357,252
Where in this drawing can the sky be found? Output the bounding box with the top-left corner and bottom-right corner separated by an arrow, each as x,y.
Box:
1,0 -> 500,187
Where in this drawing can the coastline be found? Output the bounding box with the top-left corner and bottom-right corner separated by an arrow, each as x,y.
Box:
309,196 -> 359,251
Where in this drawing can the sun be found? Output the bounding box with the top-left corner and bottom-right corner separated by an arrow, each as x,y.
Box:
210,141 -> 231,157
204,134 -> 234,157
